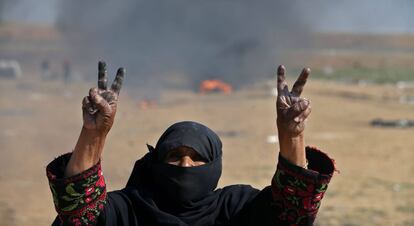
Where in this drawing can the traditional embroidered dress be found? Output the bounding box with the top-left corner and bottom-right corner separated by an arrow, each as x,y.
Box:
47,122 -> 335,226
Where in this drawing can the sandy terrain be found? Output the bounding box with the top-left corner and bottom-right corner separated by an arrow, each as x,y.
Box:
0,76 -> 413,226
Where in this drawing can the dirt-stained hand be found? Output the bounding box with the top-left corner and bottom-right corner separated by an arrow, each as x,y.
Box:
82,61 -> 125,135
276,65 -> 311,137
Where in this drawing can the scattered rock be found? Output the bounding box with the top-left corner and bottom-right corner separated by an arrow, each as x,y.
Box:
371,118 -> 414,128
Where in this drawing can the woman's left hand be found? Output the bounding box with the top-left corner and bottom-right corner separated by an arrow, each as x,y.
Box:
276,65 -> 311,167
276,65 -> 311,136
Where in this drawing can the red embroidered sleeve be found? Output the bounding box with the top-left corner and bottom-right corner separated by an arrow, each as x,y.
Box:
271,147 -> 335,226
46,153 -> 107,226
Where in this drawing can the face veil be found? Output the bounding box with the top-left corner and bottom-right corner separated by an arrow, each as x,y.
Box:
152,121 -> 223,207
123,121 -> 259,226
152,158 -> 222,205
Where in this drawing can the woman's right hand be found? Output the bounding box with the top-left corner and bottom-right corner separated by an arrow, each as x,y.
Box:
65,61 -> 125,177
82,61 -> 125,136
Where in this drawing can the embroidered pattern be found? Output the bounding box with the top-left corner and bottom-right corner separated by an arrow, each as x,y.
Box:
47,155 -> 106,226
46,148 -> 334,226
271,147 -> 334,226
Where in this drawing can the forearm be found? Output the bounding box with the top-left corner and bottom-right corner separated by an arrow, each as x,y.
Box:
278,132 -> 307,168
65,127 -> 107,177
271,147 -> 335,226
234,147 -> 335,226
47,153 -> 107,226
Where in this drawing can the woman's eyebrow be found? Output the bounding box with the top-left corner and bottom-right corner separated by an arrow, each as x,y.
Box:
168,151 -> 180,156
191,152 -> 206,161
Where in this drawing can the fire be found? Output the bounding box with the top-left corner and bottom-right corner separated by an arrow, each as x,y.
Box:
199,79 -> 232,94
139,99 -> 157,110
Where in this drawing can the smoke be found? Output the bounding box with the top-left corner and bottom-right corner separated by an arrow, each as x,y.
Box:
308,0 -> 414,34
2,0 -> 410,94
0,0 -> 57,25
57,0 -> 313,92
0,0 -> 16,23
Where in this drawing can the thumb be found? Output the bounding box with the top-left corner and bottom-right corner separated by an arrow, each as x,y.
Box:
285,99 -> 309,121
89,88 -> 111,114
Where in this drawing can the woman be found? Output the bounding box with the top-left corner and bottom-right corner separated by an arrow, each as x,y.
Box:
47,62 -> 335,226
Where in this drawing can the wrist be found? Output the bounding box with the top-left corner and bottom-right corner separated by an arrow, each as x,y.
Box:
278,132 -> 307,168
65,128 -> 107,177
76,127 -> 106,158
81,125 -> 109,138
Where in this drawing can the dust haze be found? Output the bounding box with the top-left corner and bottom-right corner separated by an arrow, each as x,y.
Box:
2,0 -> 414,93
56,1 -> 311,92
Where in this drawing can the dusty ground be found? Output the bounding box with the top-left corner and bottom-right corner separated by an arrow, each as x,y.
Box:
1,76 -> 413,226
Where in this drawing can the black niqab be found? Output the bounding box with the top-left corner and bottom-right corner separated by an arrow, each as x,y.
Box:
152,121 -> 223,211
104,121 -> 260,226
154,121 -> 222,162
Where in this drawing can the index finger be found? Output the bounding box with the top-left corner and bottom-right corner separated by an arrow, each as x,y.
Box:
277,65 -> 288,95
98,61 -> 108,90
291,68 -> 310,97
111,67 -> 125,95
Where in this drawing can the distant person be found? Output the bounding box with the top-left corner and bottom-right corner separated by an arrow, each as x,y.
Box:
46,61 -> 335,226
63,59 -> 71,84
41,59 -> 51,80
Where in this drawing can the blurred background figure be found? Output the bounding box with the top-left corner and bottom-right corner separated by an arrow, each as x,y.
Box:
62,59 -> 71,84
40,59 -> 50,80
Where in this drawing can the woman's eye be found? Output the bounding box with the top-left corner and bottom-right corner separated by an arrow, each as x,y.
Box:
168,156 -> 179,161
191,155 -> 204,162
166,153 -> 180,161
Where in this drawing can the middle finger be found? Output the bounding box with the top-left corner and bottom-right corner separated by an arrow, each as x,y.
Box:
291,68 -> 310,97
98,61 -> 108,90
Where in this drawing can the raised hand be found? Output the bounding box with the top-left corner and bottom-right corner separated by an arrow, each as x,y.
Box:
65,61 -> 125,177
276,65 -> 311,137
276,65 -> 311,168
82,61 -> 125,136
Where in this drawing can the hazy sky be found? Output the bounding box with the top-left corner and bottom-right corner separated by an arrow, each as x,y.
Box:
1,0 -> 57,25
313,1 -> 414,33
2,0 -> 413,91
2,0 -> 414,34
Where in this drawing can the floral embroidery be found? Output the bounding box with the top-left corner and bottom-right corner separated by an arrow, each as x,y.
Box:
271,147 -> 334,226
47,148 -> 334,226
47,153 -> 107,226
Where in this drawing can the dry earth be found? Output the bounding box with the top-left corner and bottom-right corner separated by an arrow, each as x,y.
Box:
0,76 -> 413,226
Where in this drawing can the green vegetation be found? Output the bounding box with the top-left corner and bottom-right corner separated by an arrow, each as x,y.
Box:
311,67 -> 414,84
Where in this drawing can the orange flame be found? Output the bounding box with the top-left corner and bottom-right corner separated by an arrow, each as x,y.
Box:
199,79 -> 232,94
139,100 -> 157,110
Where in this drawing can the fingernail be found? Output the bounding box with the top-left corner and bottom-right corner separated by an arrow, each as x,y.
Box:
98,61 -> 106,69
91,88 -> 98,96
277,65 -> 285,74
294,117 -> 300,122
118,67 -> 126,74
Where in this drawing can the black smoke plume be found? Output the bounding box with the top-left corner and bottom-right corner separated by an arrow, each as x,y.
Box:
57,0 -> 314,93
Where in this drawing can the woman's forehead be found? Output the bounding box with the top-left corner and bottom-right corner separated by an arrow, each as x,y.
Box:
168,146 -> 199,155
155,121 -> 222,162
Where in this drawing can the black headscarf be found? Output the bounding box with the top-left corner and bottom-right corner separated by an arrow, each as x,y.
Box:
105,121 -> 259,226
151,121 -> 223,207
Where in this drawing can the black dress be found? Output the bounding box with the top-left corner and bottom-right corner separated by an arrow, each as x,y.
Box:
47,122 -> 335,226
